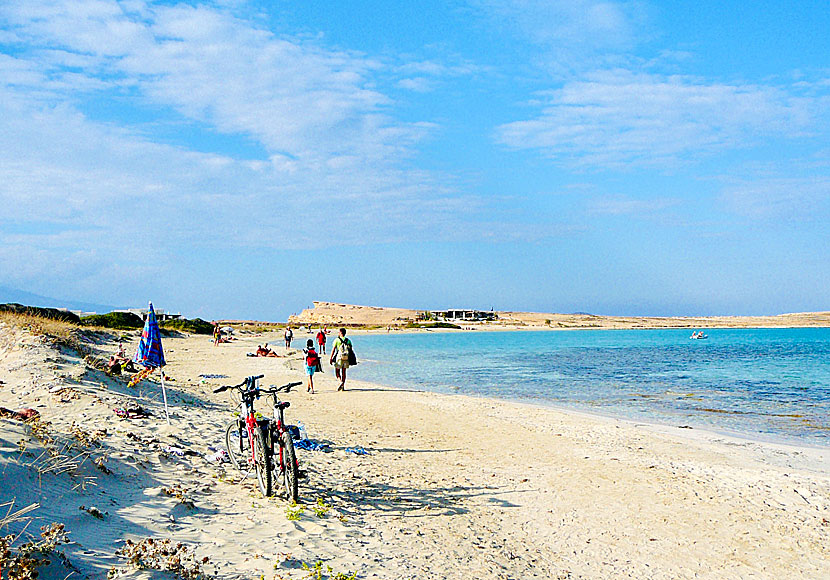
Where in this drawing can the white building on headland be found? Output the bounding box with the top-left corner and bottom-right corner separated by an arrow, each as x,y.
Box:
432,309 -> 497,322
68,307 -> 182,321
114,307 -> 182,321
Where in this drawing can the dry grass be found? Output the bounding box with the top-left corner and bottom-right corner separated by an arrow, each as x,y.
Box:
0,501 -> 39,536
113,538 -> 212,579
0,522 -> 70,580
0,311 -> 94,356
19,417 -> 99,490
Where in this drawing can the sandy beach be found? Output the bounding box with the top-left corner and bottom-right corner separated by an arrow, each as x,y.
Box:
2,320 -> 829,579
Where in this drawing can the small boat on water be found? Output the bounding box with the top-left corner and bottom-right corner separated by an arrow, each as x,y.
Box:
690,331 -> 708,339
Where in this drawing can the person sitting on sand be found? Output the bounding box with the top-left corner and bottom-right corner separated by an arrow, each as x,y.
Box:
112,344 -> 137,372
106,355 -> 122,376
303,339 -> 320,393
255,344 -> 280,357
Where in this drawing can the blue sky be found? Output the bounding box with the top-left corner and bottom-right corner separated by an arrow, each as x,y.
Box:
1,0 -> 829,320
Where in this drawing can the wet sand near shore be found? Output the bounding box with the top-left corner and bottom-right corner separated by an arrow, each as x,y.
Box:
1,323 -> 829,579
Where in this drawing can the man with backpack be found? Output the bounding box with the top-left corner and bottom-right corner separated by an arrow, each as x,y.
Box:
330,328 -> 355,391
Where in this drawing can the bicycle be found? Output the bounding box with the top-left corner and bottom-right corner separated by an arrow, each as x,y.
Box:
215,375 -> 302,501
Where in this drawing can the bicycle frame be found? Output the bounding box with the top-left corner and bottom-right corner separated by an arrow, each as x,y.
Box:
267,394 -> 289,466
241,395 -> 264,465
217,375 -> 301,500
220,376 -> 298,466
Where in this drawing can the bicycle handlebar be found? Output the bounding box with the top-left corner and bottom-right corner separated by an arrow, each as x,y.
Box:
213,378 -> 300,395
263,381 -> 302,393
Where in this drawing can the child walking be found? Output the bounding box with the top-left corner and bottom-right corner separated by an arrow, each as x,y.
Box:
303,339 -> 320,393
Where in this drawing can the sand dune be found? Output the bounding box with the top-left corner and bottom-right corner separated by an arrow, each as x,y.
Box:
1,321 -> 829,579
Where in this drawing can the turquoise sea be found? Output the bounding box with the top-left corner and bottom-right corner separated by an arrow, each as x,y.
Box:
354,328 -> 830,446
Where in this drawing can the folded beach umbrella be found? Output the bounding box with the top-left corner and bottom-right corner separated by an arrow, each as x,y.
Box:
134,302 -> 170,424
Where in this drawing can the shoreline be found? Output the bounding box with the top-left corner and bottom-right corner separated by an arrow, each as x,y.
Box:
346,327 -> 830,454
2,323 -> 829,578
351,371 -> 830,470
273,328 -> 830,473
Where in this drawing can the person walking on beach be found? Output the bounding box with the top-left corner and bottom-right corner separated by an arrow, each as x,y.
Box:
330,328 -> 354,391
303,339 -> 320,394
213,321 -> 222,346
284,326 -> 293,349
316,328 -> 327,355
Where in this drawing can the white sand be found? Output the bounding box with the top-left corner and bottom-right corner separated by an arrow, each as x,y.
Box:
1,322 -> 829,579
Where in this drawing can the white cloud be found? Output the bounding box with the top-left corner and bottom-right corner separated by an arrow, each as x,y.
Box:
496,70 -> 820,167
2,0 -> 420,164
470,0 -> 645,72
588,194 -> 678,216
397,77 -> 433,92
0,0 -> 507,299
720,176 -> 830,221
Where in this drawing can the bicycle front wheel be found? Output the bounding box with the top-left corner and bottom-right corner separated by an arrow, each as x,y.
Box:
225,420 -> 247,471
253,425 -> 272,497
279,431 -> 299,503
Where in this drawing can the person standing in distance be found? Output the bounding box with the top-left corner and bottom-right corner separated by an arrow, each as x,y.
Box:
316,328 -> 327,355
330,328 -> 353,391
284,326 -> 293,349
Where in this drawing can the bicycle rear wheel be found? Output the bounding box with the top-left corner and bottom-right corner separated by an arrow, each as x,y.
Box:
279,431 -> 299,503
253,425 -> 272,497
225,420 -> 247,471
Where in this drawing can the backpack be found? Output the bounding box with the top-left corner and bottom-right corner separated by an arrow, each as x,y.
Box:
337,337 -> 351,359
306,348 -> 319,367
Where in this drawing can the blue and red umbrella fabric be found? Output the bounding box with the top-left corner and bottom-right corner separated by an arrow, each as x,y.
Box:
135,302 -> 166,368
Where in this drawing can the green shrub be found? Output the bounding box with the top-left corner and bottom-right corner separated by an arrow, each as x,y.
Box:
426,322 -> 462,329
404,321 -> 462,329
161,318 -> 214,334
81,312 -> 143,330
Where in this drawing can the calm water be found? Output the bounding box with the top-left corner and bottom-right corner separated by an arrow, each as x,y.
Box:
354,328 -> 830,445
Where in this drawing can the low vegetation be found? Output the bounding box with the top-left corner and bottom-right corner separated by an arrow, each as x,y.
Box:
113,538 -> 212,579
311,497 -> 331,518
0,522 -> 70,580
300,560 -> 357,580
161,318 -> 214,334
405,321 -> 462,329
285,502 -> 304,520
81,312 -> 143,330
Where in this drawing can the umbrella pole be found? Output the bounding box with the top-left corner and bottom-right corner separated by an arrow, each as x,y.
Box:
161,370 -> 171,425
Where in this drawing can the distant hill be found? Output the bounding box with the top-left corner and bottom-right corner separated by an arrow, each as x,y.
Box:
289,301 -> 830,329
0,285 -> 118,314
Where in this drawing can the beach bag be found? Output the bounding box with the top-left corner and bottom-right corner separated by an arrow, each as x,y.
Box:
306,349 -> 320,368
348,348 -> 357,366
